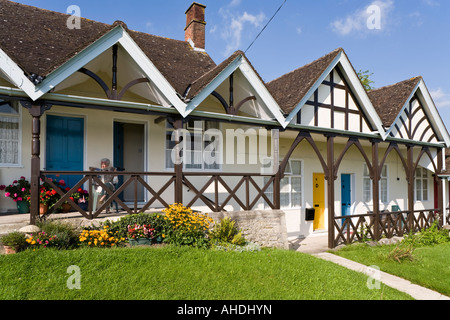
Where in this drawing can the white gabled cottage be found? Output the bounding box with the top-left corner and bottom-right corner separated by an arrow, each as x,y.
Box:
0,1 -> 449,248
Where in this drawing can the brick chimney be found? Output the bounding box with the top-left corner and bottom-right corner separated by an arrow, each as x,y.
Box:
185,2 -> 206,50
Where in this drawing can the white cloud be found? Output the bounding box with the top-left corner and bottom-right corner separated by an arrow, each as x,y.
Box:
430,88 -> 450,109
331,0 -> 394,36
218,8 -> 266,56
229,0 -> 242,7
422,0 -> 440,7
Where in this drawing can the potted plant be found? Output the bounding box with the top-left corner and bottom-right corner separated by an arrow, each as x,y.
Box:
0,177 -> 31,214
71,187 -> 89,211
127,224 -> 155,246
0,231 -> 27,254
38,179 -> 62,215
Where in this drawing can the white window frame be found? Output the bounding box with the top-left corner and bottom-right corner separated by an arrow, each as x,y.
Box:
165,120 -> 222,172
414,167 -> 429,202
0,100 -> 22,167
363,164 -> 388,204
265,159 -> 303,210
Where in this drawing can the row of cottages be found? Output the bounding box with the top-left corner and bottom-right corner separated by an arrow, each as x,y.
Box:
0,1 -> 449,248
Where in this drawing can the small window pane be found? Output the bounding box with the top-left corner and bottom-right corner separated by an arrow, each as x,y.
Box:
0,101 -> 18,115
280,177 -> 290,192
291,160 -> 302,175
380,165 -> 387,177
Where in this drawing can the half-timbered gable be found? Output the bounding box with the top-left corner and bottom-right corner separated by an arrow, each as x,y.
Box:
388,95 -> 439,143
185,51 -> 286,124
369,77 -> 450,147
267,48 -> 385,135
300,67 -> 374,133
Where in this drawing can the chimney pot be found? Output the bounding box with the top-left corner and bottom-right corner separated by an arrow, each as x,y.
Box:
185,2 -> 206,50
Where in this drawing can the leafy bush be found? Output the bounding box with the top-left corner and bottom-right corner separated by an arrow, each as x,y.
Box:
0,231 -> 27,250
162,204 -> 214,248
402,221 -> 450,247
103,212 -> 169,241
37,220 -> 80,249
209,217 -> 246,246
26,231 -> 59,249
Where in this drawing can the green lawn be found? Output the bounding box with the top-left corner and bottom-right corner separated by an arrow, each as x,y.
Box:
0,246 -> 413,300
333,242 -> 450,297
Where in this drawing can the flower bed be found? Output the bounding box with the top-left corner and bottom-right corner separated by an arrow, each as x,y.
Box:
79,227 -> 126,248
1,204 -> 256,254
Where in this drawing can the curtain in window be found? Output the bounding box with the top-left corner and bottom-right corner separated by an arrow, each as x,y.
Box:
0,116 -> 19,164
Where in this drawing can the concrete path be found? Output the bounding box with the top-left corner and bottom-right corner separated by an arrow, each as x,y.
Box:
290,233 -> 450,301
316,252 -> 450,301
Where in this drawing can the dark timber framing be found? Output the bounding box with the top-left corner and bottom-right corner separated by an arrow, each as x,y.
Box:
301,67 -> 375,133
13,58 -> 446,249
19,94 -> 445,248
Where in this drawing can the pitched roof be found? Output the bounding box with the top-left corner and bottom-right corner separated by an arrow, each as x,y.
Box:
266,48 -> 342,114
186,50 -> 243,100
0,0 -> 216,95
368,77 -> 422,127
186,50 -> 269,100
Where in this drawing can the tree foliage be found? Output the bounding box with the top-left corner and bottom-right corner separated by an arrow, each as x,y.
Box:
358,69 -> 375,91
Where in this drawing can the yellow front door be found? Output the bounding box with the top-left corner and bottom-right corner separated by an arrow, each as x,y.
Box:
313,173 -> 325,231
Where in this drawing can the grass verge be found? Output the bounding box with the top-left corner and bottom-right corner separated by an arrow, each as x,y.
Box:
333,242 -> 450,297
0,245 -> 413,300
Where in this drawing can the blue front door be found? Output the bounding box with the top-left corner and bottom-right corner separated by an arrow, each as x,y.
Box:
341,174 -> 352,216
46,115 -> 84,188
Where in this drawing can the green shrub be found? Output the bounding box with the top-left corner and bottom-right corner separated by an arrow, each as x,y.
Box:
402,221 -> 450,247
102,212 -> 169,241
36,220 -> 80,249
162,204 -> 213,249
0,231 -> 27,250
209,217 -> 246,246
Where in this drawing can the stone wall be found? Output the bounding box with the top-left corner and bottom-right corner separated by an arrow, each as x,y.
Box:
209,210 -> 289,250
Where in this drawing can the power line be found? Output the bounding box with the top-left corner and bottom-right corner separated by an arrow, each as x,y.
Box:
244,0 -> 287,54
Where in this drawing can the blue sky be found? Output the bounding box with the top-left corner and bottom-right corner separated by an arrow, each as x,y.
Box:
12,0 -> 450,128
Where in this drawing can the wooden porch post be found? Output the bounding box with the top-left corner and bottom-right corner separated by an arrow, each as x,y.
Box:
327,135 -> 336,249
174,118 -> 183,205
407,145 -> 415,231
437,147 -> 444,227
272,129 -> 280,210
372,140 -> 380,241
22,101 -> 52,225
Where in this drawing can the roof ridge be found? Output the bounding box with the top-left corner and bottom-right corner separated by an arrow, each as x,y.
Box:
186,50 -> 243,99
267,48 -> 343,84
4,0 -> 112,28
369,76 -> 422,93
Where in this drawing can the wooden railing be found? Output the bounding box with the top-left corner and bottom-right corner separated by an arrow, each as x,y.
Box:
334,209 -> 442,246
39,171 -> 276,220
